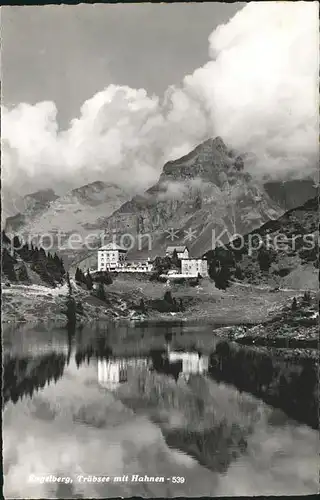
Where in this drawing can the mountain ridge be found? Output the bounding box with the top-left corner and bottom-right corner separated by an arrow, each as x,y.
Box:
3,137 -> 317,270
205,196 -> 319,290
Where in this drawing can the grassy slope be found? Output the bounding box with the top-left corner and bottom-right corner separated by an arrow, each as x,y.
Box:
205,196 -> 319,289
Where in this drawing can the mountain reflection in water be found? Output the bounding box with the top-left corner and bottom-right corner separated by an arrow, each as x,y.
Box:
2,322 -> 319,498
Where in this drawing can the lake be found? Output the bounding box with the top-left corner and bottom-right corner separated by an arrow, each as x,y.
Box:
3,321 -> 319,498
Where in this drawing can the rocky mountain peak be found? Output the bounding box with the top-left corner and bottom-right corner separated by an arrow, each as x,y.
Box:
91,138 -> 284,263
69,181 -> 127,207
22,188 -> 59,212
160,136 -> 247,189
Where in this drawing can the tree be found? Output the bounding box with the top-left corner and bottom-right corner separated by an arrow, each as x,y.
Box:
76,301 -> 84,315
291,297 -> 298,311
164,290 -> 174,305
171,249 -> 180,268
302,290 -> 311,305
257,246 -> 275,273
66,272 -> 72,295
2,248 -> 17,281
209,261 -> 231,290
153,256 -> 171,275
53,253 -> 65,276
1,230 -> 11,245
95,270 -> 113,285
66,295 -> 76,329
194,194 -> 202,210
13,235 -> 22,251
139,298 -> 146,313
234,265 -> 244,280
75,267 -> 81,283
103,270 -> 113,285
30,246 -> 56,287
97,283 -> 106,301
86,270 -> 93,290
17,263 -> 29,282
19,243 -> 33,262
77,268 -> 88,286
46,251 -> 65,284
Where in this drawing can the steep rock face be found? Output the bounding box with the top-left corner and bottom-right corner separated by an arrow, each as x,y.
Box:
5,189 -> 59,234
264,179 -> 318,211
98,137 -> 282,259
4,182 -> 130,260
205,196 -> 319,289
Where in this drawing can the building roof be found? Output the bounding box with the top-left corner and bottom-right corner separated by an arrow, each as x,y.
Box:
98,242 -> 127,251
181,257 -> 207,261
166,246 -> 188,253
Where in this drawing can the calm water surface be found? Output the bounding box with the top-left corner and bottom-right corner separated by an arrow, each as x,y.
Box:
3,322 -> 319,498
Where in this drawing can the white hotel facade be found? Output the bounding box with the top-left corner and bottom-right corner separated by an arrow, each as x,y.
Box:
96,242 -> 207,277
97,243 -> 127,271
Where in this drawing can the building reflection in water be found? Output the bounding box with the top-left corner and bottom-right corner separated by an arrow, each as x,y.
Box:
97,357 -> 150,389
167,348 -> 209,381
97,349 -> 209,389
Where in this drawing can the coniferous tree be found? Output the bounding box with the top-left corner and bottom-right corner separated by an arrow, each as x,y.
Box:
80,269 -> 85,283
194,194 -> 202,210
171,249 -> 180,269
95,270 -> 113,285
45,251 -> 64,283
53,253 -> 64,275
76,301 -> 84,315
86,270 -> 93,291
291,297 -> 298,311
1,230 -> 11,245
103,270 -> 113,285
31,246 -> 55,287
75,267 -> 81,283
302,290 -> 311,305
164,290 -> 174,305
19,243 -> 32,262
13,235 -> 22,251
65,268 -> 76,329
257,246 -> 275,273
139,298 -> 146,313
39,247 -> 46,260
2,248 -> 17,281
97,282 -> 106,301
81,269 -> 87,285
234,265 -> 244,280
153,256 -> 172,275
66,272 -> 72,295
66,295 -> 76,330
17,262 -> 29,282
60,256 -> 66,275
209,261 -> 231,290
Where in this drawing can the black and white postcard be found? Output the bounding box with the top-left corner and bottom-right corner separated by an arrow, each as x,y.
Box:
1,2 -> 319,498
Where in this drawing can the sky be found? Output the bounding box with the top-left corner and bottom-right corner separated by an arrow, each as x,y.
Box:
1,2 -> 319,201
2,3 -> 244,128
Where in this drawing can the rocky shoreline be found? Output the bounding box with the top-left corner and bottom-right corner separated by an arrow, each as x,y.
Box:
2,281 -> 318,355
212,294 -> 318,350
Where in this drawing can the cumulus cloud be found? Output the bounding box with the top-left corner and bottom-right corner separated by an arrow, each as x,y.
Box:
1,1 -> 319,202
155,178 -> 214,202
187,0 -> 319,178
